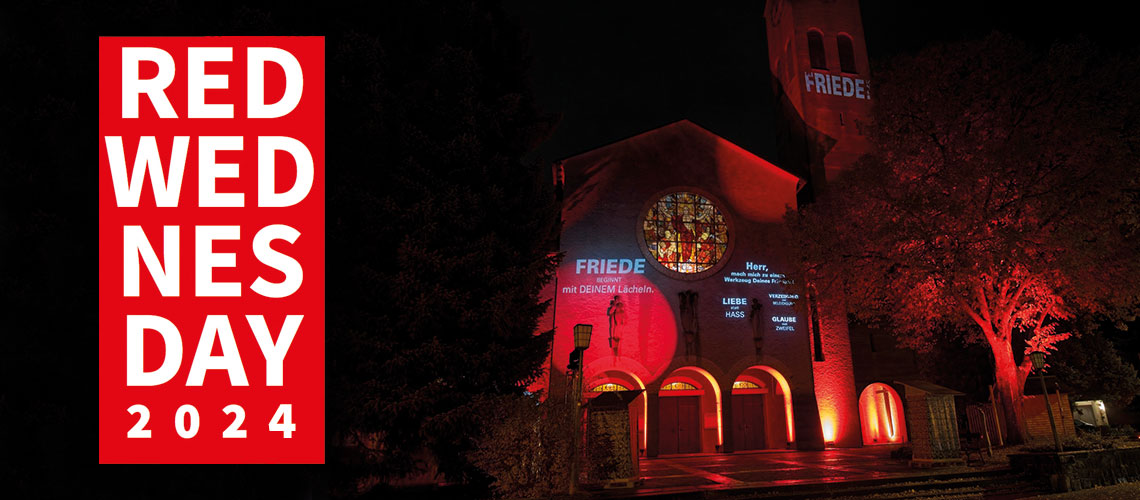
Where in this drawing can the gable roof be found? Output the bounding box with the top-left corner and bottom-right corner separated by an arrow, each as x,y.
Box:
561,119 -> 804,192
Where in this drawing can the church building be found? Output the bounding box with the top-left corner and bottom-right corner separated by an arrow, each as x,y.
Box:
542,0 -> 909,457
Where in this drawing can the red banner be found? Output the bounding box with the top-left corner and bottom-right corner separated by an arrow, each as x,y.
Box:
98,36 -> 324,463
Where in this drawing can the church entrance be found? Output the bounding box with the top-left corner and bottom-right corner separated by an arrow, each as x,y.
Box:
730,366 -> 793,450
656,367 -> 722,455
732,393 -> 766,451
658,395 -> 701,455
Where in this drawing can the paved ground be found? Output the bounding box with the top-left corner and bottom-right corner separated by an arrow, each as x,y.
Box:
1032,482 -> 1140,499
615,445 -> 1006,497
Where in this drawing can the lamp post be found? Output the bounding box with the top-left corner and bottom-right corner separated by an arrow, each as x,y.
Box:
569,324 -> 592,496
1029,351 -> 1063,452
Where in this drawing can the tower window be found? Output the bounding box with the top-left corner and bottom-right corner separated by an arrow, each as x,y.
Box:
808,284 -> 824,362
838,34 -> 857,74
807,30 -> 827,70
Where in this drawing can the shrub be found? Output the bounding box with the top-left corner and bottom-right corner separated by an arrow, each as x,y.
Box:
1023,430 -> 1114,452
1101,424 -> 1138,440
469,394 -> 575,499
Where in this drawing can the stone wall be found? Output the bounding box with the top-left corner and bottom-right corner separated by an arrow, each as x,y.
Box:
1010,448 -> 1140,492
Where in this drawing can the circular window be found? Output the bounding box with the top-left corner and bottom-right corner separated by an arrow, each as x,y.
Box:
641,191 -> 730,277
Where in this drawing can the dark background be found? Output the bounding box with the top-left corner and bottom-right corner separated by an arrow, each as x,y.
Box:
508,1 -> 1140,163
1,1 -> 1136,497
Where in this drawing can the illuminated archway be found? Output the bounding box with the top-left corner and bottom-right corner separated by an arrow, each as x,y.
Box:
732,367 -> 793,450
736,365 -> 795,445
586,369 -> 648,453
658,366 -> 722,454
858,383 -> 907,445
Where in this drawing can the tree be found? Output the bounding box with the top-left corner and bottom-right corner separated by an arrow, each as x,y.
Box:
789,34 -> 1140,443
1050,331 -> 1140,408
326,0 -> 561,487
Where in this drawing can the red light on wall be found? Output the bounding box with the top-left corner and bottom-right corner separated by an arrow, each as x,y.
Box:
811,299 -> 860,448
552,271 -> 677,383
814,364 -> 855,446
820,413 -> 837,444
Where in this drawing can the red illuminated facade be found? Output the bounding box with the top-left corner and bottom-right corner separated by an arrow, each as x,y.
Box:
540,0 -> 907,456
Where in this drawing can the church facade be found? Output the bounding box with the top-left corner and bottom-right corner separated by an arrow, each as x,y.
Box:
543,0 -> 909,457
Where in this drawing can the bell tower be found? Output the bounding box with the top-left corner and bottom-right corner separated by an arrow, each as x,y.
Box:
766,0 -> 869,448
766,0 -> 872,203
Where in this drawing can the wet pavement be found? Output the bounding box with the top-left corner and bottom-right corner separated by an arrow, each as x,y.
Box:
612,445 -> 1004,497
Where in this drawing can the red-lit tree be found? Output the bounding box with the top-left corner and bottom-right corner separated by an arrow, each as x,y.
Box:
790,34 -> 1140,443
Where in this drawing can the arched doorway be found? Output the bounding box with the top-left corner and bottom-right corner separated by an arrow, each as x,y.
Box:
657,367 -> 721,455
859,383 -> 907,445
732,366 -> 793,450
585,370 -> 647,455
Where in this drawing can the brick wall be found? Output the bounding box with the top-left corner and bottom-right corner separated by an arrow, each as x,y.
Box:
1023,393 -> 1076,442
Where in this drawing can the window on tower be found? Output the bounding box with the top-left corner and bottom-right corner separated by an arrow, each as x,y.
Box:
808,283 -> 825,362
838,34 -> 857,73
807,29 -> 827,70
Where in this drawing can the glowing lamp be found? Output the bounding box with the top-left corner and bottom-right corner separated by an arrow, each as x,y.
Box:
573,323 -> 593,350
1029,350 -> 1062,451
821,416 -> 836,444
568,323 -> 594,496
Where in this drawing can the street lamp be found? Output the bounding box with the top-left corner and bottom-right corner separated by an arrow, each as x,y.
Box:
569,324 -> 592,495
1029,351 -> 1063,452
574,323 -> 593,350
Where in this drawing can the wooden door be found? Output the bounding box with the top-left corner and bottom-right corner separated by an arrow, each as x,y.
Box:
659,396 -> 678,455
676,396 -> 701,454
732,394 -> 766,451
659,396 -> 701,455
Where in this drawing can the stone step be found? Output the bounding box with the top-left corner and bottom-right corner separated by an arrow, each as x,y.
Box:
735,473 -> 1047,499
600,469 -> 1049,499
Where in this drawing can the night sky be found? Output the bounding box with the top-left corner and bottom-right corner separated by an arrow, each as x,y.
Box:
507,1 -> 1140,165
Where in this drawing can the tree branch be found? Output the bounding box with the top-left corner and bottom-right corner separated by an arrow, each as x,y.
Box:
1004,277 -> 1031,324
1034,303 -> 1053,333
976,283 -> 994,327
956,292 -> 989,333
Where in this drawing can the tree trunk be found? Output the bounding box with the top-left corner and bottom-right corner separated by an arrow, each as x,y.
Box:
992,343 -> 1028,444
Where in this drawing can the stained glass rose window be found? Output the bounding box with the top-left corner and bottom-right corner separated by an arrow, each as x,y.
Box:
642,192 -> 729,274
